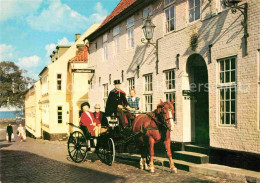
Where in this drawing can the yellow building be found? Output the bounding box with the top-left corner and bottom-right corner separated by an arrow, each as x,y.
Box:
25,24 -> 100,140
25,80 -> 41,138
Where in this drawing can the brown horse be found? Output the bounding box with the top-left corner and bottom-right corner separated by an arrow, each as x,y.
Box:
132,100 -> 177,173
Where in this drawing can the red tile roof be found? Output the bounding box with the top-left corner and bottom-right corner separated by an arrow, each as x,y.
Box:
97,0 -> 137,30
70,46 -> 88,62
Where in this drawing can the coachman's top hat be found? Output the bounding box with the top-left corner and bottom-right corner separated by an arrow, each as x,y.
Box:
114,80 -> 121,85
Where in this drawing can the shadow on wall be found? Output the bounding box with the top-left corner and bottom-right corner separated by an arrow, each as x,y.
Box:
184,10 -> 243,57
0,150 -> 126,182
127,44 -> 157,76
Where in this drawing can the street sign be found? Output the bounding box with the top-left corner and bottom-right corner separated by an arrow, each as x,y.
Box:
71,69 -> 95,73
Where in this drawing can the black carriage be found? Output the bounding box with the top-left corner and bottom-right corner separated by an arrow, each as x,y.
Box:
67,113 -> 141,166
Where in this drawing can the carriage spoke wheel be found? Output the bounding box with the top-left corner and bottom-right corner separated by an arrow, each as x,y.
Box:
97,138 -> 115,166
68,131 -> 87,163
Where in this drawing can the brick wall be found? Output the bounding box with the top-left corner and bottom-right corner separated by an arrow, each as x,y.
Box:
88,0 -> 260,153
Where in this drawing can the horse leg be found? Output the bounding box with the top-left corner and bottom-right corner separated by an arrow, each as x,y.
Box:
149,137 -> 155,173
139,142 -> 149,170
164,138 -> 177,173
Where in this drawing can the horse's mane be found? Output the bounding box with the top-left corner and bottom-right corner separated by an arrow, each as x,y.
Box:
153,100 -> 174,115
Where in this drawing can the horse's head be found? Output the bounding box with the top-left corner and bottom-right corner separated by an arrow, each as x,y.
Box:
155,100 -> 175,130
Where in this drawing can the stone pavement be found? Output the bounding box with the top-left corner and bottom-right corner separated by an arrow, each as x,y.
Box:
0,125 -> 249,183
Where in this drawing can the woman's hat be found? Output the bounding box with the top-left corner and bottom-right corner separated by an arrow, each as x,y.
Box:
114,80 -> 121,85
94,104 -> 101,109
81,102 -> 90,110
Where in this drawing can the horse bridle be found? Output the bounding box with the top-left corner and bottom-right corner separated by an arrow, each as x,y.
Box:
156,106 -> 173,130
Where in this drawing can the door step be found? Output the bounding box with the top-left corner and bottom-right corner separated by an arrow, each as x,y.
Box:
173,151 -> 209,164
184,144 -> 209,155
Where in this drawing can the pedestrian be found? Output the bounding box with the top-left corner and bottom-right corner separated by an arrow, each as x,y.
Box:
17,124 -> 25,142
6,123 -> 13,142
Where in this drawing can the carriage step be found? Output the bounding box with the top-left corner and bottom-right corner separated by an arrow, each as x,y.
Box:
184,144 -> 209,155
173,151 -> 209,164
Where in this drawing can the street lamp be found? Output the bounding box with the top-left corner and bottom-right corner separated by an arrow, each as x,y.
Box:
223,0 -> 248,56
141,14 -> 159,74
142,14 -> 156,43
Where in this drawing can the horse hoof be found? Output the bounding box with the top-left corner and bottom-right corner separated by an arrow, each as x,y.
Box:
171,167 -> 178,173
144,163 -> 150,170
150,167 -> 155,173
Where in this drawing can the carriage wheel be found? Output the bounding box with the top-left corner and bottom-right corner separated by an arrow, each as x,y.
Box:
97,138 -> 115,166
67,131 -> 87,163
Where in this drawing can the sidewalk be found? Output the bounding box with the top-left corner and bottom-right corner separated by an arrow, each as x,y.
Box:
116,153 -> 260,183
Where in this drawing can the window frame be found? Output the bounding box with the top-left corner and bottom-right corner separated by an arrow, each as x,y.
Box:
57,105 -> 63,124
103,33 -> 108,60
57,73 -> 62,91
127,17 -> 134,49
164,69 -> 175,91
103,83 -> 109,108
144,94 -> 153,112
217,56 -> 237,127
144,74 -> 153,93
128,77 -> 135,91
188,0 -> 201,23
164,3 -> 175,33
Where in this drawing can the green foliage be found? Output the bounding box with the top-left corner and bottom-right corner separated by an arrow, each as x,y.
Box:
0,61 -> 35,108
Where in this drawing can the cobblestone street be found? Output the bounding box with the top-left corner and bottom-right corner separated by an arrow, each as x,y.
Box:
0,125 -> 242,183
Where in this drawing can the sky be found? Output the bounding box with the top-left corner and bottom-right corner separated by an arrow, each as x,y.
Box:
0,0 -> 120,80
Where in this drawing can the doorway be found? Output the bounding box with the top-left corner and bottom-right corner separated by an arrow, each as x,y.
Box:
187,54 -> 209,145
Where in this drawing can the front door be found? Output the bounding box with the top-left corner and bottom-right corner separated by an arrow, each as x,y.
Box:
193,66 -> 209,145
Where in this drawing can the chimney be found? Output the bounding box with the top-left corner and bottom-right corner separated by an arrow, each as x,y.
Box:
75,34 -> 81,41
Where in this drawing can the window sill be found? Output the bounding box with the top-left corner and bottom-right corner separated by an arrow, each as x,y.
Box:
217,124 -> 237,128
143,92 -> 153,95
164,89 -> 176,93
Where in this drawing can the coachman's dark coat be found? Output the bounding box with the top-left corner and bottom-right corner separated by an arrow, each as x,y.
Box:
105,88 -> 129,116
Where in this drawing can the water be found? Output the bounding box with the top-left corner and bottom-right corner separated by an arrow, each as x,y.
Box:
0,111 -> 23,119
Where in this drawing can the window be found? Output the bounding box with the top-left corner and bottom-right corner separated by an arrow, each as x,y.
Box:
128,78 -> 135,91
127,17 -> 134,48
145,95 -> 153,112
57,106 -> 62,123
57,74 -> 62,91
144,74 -> 153,112
144,74 -> 153,92
99,77 -> 101,86
218,57 -> 236,126
165,0 -> 175,6
109,74 -> 111,85
164,70 -> 176,121
165,4 -> 175,32
165,70 -> 175,90
103,84 -> 108,108
189,0 -> 200,22
143,6 -> 152,20
113,27 -> 120,55
103,34 -> 108,60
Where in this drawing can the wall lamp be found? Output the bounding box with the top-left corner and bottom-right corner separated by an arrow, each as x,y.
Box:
141,14 -> 159,74
223,0 -> 248,56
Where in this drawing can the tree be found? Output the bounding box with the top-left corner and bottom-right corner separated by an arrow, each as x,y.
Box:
0,61 -> 35,109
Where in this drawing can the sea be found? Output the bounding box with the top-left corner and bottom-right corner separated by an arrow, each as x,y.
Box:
0,111 -> 23,119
